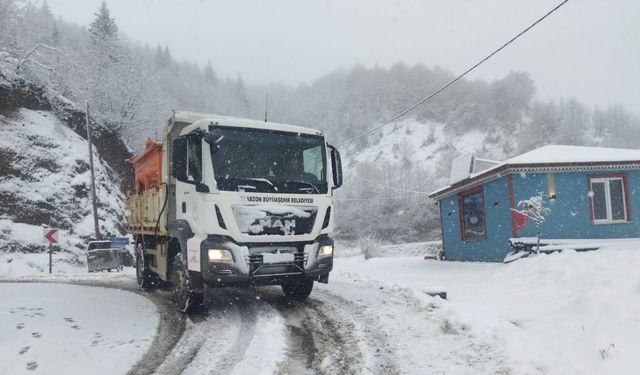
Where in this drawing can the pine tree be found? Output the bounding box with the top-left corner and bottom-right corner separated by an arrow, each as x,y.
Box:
40,0 -> 52,19
163,45 -> 172,66
50,21 -> 60,46
84,0 -> 143,133
154,44 -> 165,67
204,60 -> 217,85
89,0 -> 118,46
0,0 -> 19,52
235,73 -> 249,114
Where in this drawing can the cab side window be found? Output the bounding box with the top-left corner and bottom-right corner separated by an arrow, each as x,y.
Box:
187,138 -> 202,182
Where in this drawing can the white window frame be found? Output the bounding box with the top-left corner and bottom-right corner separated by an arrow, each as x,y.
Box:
590,176 -> 628,224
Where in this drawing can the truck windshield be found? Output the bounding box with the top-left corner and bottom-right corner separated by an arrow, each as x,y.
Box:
209,126 -> 327,194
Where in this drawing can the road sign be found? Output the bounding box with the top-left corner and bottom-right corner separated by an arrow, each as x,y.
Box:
43,228 -> 59,244
106,237 -> 130,246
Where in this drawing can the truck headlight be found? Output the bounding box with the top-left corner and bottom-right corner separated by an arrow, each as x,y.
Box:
208,249 -> 234,263
318,244 -> 333,259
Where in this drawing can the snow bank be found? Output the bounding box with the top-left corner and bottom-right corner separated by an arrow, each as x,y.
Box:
331,247 -> 640,374
335,240 -> 441,258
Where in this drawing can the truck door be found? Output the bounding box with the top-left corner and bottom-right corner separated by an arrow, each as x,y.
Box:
174,135 -> 205,234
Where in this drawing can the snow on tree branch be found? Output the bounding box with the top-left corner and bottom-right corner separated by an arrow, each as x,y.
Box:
516,195 -> 551,254
517,195 -> 551,224
17,43 -> 60,71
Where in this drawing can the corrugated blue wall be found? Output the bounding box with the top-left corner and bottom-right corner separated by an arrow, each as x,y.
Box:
439,168 -> 640,262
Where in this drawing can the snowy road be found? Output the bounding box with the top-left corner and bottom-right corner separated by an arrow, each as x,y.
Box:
146,279 -> 507,375
0,269 -> 508,375
125,246 -> 640,375
154,286 -> 407,375
14,246 -> 640,374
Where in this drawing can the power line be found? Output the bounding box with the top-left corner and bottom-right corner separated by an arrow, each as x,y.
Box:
352,175 -> 433,195
338,0 -> 570,147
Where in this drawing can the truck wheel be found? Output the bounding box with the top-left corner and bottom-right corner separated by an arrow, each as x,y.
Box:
282,278 -> 314,301
171,253 -> 203,313
135,244 -> 155,290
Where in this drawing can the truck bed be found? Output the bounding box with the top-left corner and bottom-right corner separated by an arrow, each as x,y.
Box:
127,184 -> 168,235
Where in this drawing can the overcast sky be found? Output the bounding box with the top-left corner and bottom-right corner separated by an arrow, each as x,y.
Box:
47,0 -> 640,113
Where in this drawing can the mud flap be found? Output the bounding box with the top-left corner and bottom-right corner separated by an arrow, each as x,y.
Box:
188,270 -> 204,294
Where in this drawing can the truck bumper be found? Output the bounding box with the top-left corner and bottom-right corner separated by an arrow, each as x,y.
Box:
199,235 -> 333,287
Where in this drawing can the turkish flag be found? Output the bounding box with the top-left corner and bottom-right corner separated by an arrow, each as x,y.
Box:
511,209 -> 529,231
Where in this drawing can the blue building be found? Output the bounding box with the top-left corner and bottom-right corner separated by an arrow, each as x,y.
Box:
429,145 -> 640,262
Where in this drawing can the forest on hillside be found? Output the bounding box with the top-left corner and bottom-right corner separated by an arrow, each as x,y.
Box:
2,0 -> 640,243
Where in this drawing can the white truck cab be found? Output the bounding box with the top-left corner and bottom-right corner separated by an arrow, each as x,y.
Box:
128,112 -> 343,312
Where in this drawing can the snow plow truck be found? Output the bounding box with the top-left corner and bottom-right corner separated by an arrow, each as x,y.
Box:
127,112 -> 343,312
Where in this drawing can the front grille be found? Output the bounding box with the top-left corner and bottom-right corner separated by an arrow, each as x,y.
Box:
246,250 -> 307,276
253,264 -> 302,276
248,254 -> 264,265
244,253 -> 308,265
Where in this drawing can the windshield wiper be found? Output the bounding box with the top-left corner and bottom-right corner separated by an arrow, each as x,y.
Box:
231,177 -> 278,192
245,177 -> 278,191
237,184 -> 257,191
282,180 -> 320,194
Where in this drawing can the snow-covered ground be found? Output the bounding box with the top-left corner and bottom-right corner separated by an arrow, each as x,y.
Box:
2,243 -> 639,374
329,246 -> 640,374
0,282 -> 158,375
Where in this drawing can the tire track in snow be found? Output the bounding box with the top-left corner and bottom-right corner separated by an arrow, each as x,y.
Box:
258,290 -> 327,375
155,287 -> 288,375
152,289 -> 257,375
258,288 -> 378,375
305,290 -> 400,374
185,290 -> 259,375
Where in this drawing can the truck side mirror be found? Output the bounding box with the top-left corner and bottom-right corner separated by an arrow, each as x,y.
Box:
328,145 -> 343,189
173,137 -> 188,182
195,182 -> 210,193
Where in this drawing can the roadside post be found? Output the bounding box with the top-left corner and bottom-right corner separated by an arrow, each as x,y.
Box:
43,228 -> 59,273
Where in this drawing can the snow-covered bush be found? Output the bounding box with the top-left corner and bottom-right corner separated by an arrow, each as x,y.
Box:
359,237 -> 382,260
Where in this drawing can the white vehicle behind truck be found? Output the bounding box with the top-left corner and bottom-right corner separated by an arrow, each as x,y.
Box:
127,112 -> 343,312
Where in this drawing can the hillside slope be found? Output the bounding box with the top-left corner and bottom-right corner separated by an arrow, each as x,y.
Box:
0,109 -> 126,275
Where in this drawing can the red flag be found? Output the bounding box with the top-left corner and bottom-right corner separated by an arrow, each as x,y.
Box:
511,209 -> 529,231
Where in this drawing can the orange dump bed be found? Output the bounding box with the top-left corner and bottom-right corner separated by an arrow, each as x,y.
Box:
129,138 -> 163,193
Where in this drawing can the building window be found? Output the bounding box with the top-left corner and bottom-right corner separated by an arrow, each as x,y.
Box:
459,187 -> 487,241
589,175 -> 629,224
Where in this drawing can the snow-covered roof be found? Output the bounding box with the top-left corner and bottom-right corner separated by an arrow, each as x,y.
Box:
507,145 -> 640,164
430,145 -> 640,199
173,110 -> 214,124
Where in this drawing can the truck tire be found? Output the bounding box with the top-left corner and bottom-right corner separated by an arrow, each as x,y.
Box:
135,244 -> 155,290
282,277 -> 314,301
171,253 -> 204,313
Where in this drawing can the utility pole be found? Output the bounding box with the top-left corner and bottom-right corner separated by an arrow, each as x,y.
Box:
264,94 -> 268,122
86,102 -> 101,240
49,242 -> 53,274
